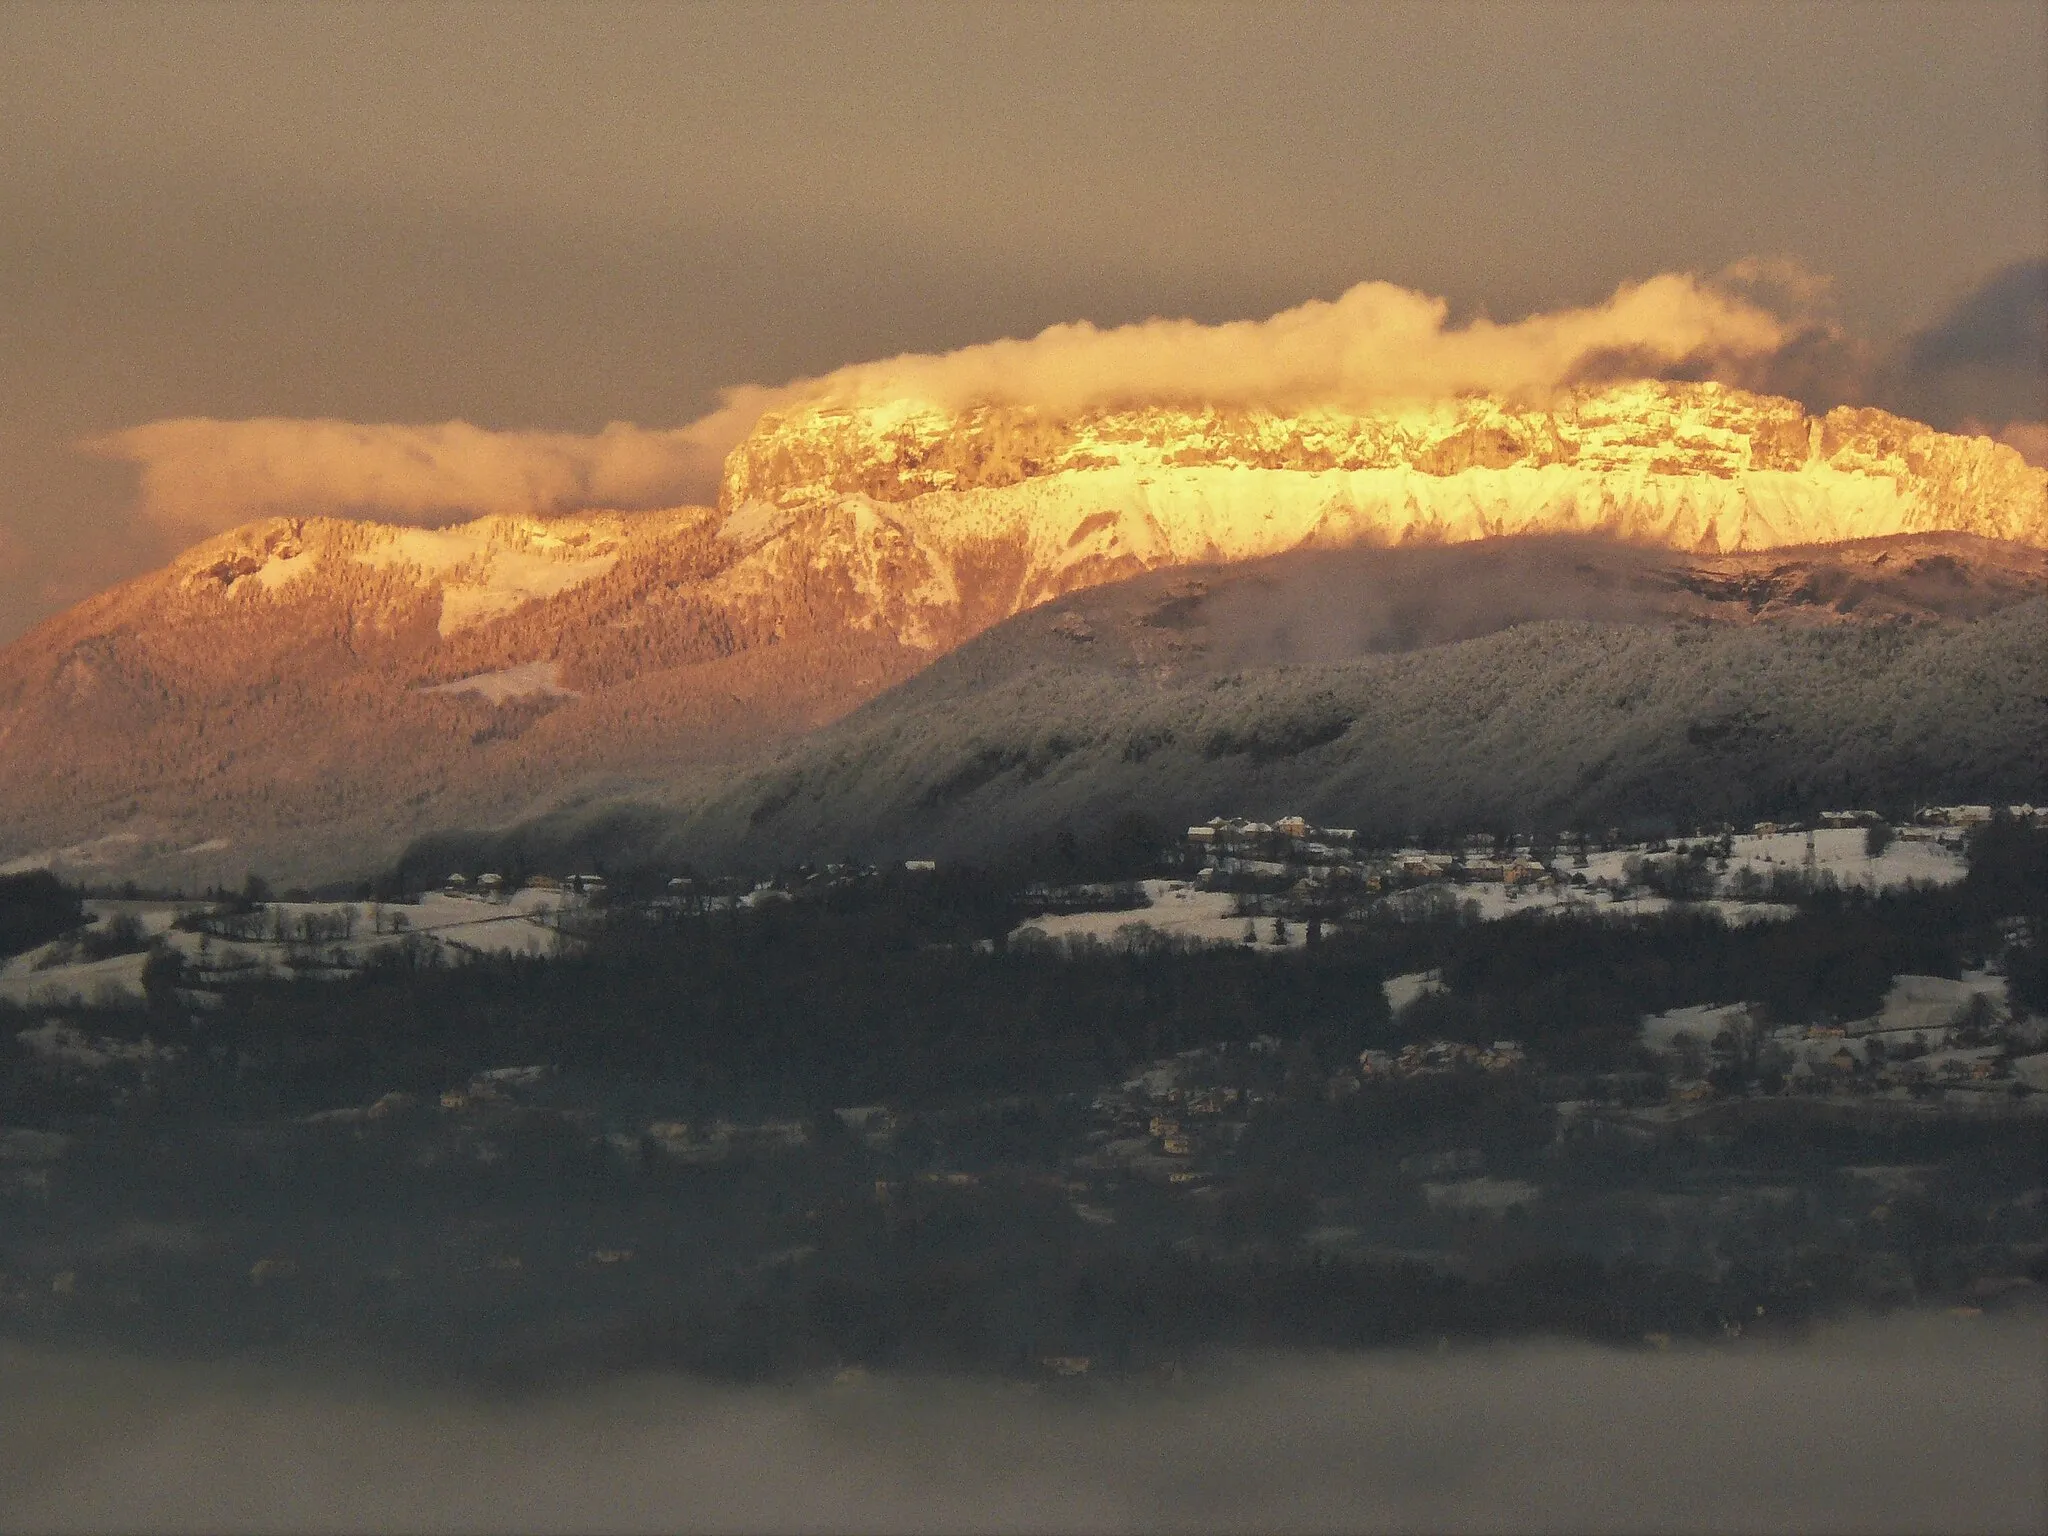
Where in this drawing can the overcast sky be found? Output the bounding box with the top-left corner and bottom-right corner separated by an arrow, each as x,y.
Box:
2,1 -> 2044,639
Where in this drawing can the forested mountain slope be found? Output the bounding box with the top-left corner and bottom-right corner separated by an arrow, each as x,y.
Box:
407,534 -> 2048,876
0,509 -> 924,886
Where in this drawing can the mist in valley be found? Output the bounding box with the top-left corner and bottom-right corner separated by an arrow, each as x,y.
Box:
3,1314 -> 2041,1535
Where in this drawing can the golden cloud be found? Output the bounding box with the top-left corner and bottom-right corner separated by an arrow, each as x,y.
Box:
80,416 -> 748,540
86,271 -> 1806,536
784,271 -> 1797,414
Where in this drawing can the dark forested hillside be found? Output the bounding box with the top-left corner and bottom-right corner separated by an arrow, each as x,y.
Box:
414,537 -> 2048,877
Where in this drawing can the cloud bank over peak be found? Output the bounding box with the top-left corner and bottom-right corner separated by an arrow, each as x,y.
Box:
777,269 -> 1803,416
79,416 -> 751,542
82,261 -> 2037,539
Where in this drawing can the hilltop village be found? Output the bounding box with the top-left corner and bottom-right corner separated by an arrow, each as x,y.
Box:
1003,806 -> 2030,944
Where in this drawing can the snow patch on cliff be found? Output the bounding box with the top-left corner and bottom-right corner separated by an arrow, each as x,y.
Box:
352,523 -> 624,635
420,661 -> 579,703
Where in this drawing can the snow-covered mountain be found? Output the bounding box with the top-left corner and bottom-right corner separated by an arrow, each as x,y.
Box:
718,381 -> 2048,642
2,383 -> 2044,884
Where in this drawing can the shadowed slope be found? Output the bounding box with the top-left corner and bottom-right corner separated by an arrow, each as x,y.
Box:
403,534 -> 2048,877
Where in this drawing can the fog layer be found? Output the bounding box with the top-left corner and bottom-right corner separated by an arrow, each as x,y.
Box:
2,1315 -> 2040,1534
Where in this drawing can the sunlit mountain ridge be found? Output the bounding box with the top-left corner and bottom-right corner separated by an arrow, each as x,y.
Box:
728,381 -> 2045,551
2,383 -> 2044,884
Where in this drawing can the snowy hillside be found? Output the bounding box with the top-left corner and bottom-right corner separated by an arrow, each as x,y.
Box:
638,597 -> 2048,871
0,890 -> 576,1008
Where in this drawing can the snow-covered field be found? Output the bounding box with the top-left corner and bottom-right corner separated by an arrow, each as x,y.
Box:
1009,843 -> 1911,954
1580,829 -> 1968,894
0,950 -> 153,1010
161,890 -> 571,971
1012,880 -> 1306,950
1639,1002 -> 1754,1055
1378,829 -> 1963,931
0,890 -> 576,1007
1383,971 -> 1447,1014
1854,972 -> 2008,1037
1418,882 -> 1799,926
1641,972 -> 2016,1066
400,890 -> 572,956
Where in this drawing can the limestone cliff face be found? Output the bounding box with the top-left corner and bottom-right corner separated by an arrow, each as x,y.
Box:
718,382 -> 2048,642
722,383 -> 2042,517
1,381 -> 2042,883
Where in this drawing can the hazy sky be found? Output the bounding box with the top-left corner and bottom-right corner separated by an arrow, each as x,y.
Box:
2,1 -> 2044,639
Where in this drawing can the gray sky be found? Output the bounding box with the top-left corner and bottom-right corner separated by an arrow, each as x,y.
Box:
2,1 -> 2044,639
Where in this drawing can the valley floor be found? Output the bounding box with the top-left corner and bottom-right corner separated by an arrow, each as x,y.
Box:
1,816 -> 2042,1399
